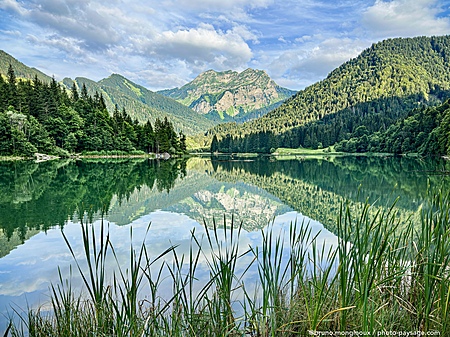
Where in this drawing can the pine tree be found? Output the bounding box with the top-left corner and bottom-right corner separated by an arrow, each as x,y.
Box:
81,83 -> 89,101
71,82 -> 79,102
7,64 -> 16,87
210,134 -> 219,153
6,64 -> 18,109
179,131 -> 187,153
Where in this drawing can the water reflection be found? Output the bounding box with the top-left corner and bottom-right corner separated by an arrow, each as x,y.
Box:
1,156 -> 447,247
0,210 -> 337,332
0,158 -> 187,247
210,155 -> 450,233
0,156 -> 448,332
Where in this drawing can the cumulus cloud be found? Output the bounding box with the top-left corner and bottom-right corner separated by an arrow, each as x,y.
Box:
151,24 -> 253,69
28,2 -> 123,50
362,0 -> 450,38
0,29 -> 21,37
27,34 -> 84,56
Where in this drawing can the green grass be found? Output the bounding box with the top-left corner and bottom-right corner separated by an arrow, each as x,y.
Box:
274,147 -> 394,158
80,150 -> 148,157
275,147 -> 339,156
0,156 -> 27,161
7,189 -> 450,336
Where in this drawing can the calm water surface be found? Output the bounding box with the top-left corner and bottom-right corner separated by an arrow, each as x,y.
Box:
0,156 -> 448,331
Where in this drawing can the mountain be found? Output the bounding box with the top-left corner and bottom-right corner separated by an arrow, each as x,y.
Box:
209,35 -> 450,152
0,50 -> 52,83
62,74 -> 216,135
158,68 -> 296,121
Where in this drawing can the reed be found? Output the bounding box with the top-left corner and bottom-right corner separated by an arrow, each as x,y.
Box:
8,189 -> 450,336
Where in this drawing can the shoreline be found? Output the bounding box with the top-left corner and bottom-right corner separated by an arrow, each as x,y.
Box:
0,150 -> 447,162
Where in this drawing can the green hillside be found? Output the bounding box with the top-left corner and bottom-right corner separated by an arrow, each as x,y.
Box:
334,98 -> 450,156
0,50 -> 52,83
209,36 -> 450,154
63,74 -> 215,135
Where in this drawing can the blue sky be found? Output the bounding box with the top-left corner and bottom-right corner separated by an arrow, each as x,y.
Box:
1,0 -> 450,91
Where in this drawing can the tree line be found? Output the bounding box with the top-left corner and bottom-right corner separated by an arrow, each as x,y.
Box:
209,97 -> 450,157
0,65 -> 186,157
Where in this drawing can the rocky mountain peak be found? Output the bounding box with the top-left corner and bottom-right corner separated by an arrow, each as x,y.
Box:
158,68 -> 296,120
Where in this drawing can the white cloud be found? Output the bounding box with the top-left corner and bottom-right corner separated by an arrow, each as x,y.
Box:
151,24 -> 253,70
26,34 -> 84,56
29,4 -> 122,50
119,60 -> 195,90
0,29 -> 21,37
0,0 -> 27,15
362,0 -> 450,38
295,35 -> 312,43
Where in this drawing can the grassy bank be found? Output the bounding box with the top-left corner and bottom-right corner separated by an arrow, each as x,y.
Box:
6,190 -> 449,336
274,147 -> 397,157
0,156 -> 27,161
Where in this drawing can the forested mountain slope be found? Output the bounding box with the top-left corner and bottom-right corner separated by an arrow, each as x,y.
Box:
334,98 -> 450,155
209,36 -> 450,152
0,50 -> 52,83
63,74 -> 215,135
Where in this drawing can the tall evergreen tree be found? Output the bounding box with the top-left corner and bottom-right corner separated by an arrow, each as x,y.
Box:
71,82 -> 79,102
6,64 -> 18,109
210,134 -> 219,153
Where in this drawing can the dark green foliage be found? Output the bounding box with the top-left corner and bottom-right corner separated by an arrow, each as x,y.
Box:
210,134 -> 219,153
335,99 -> 450,156
209,36 -> 450,155
0,66 -> 187,157
210,130 -> 279,153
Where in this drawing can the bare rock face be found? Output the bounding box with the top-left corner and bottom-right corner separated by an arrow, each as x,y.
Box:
159,69 -> 295,119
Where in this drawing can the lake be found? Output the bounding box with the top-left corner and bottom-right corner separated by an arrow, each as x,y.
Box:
0,155 -> 449,331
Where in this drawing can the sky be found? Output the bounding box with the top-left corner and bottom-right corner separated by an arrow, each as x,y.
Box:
1,0 -> 450,91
